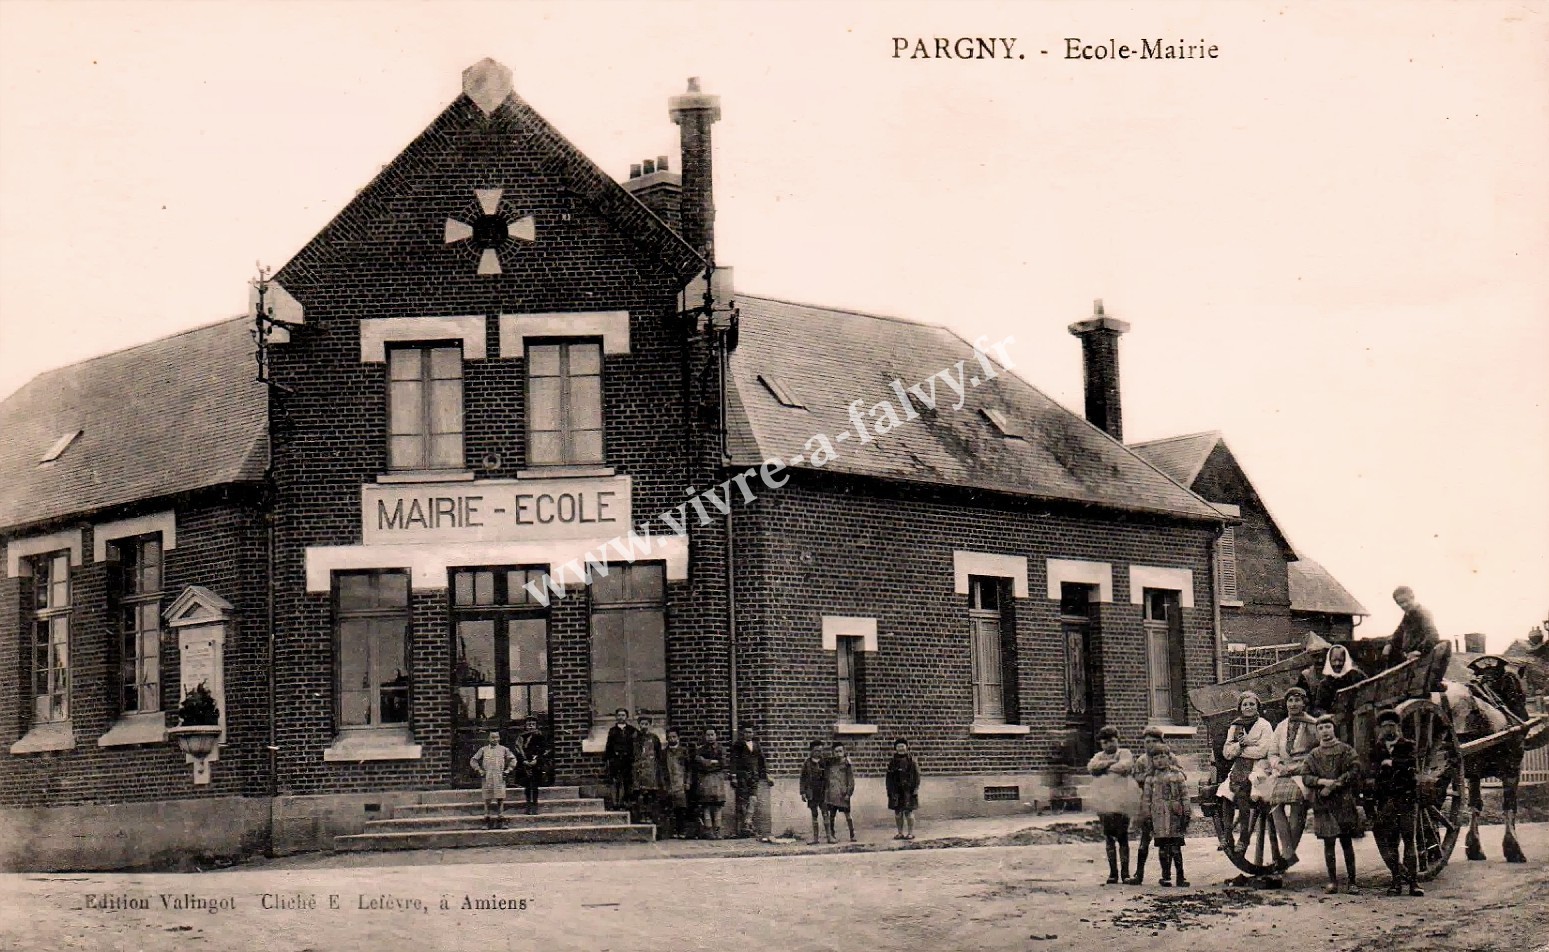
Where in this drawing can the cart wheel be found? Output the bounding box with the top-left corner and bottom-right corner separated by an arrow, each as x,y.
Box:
1396,698 -> 1464,882
1207,793 -> 1292,877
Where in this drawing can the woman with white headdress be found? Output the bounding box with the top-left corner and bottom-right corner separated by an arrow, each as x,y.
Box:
1313,643 -> 1365,716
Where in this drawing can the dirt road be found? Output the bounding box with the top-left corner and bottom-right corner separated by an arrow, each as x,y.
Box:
2,823 -> 1544,951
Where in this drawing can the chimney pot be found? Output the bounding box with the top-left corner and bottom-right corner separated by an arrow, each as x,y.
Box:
687,77 -> 701,92
630,163 -> 642,179
643,158 -> 656,175
657,155 -> 670,171
1093,299 -> 1104,316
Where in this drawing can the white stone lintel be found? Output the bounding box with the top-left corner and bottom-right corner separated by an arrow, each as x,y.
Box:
360,315 -> 486,362
1045,558 -> 1113,602
6,528 -> 84,577
93,511 -> 177,563
499,312 -> 631,357
821,616 -> 878,652
323,729 -> 423,763
1129,565 -> 1196,609
968,723 -> 1032,736
306,535 -> 690,592
952,551 -> 1029,598
833,723 -> 880,735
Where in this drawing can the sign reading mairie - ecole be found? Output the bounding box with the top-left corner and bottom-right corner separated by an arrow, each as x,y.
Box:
362,476 -> 631,545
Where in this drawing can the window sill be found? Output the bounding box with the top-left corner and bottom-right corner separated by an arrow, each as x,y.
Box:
516,466 -> 616,480
376,470 -> 477,484
1219,600 -> 1245,608
98,712 -> 167,747
1146,723 -> 1199,738
323,729 -> 422,762
10,721 -> 75,754
833,723 -> 879,735
580,729 -> 609,754
969,723 -> 1031,736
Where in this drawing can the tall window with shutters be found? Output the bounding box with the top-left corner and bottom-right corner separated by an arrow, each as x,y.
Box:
1217,526 -> 1240,604
29,552 -> 71,725
387,344 -> 464,471
968,575 -> 1018,724
836,635 -> 866,724
527,340 -> 604,467
1142,588 -> 1187,725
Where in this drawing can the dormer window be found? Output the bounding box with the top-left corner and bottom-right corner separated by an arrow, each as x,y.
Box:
981,408 -> 1026,439
758,374 -> 806,409
40,430 -> 82,464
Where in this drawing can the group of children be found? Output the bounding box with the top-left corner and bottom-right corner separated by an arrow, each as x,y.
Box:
1091,686 -> 1428,896
800,738 -> 923,844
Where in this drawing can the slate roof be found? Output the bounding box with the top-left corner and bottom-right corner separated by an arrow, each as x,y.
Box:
725,297 -> 1226,521
1129,431 -> 1221,486
1288,559 -> 1370,617
0,318 -> 268,532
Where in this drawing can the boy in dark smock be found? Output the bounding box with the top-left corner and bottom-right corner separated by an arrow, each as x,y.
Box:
799,740 -> 830,844
514,716 -> 548,815
1370,707 -> 1423,896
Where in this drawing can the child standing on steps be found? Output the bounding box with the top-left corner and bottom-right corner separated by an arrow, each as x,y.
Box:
799,740 -> 830,844
823,741 -> 857,843
1134,726 -> 1192,887
1297,713 -> 1363,894
470,730 -> 519,830
1086,725 -> 1140,884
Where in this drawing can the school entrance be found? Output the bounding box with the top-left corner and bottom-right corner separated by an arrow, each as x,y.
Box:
450,567 -> 551,788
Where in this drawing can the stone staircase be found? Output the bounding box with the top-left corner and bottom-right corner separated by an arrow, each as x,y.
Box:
332,786 -> 656,852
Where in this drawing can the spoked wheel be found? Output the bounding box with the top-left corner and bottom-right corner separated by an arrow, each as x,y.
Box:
1397,698 -> 1465,882
1206,791 -> 1292,877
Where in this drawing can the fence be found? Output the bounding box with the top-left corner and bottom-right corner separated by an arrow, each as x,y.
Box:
1222,642 -> 1306,681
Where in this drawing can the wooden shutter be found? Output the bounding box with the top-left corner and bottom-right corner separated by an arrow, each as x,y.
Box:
1217,527 -> 1239,603
1166,598 -> 1189,725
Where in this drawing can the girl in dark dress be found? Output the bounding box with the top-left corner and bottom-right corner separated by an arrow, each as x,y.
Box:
885,738 -> 921,841
1296,714 -> 1364,894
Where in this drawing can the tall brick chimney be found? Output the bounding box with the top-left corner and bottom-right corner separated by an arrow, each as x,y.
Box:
669,77 -> 721,262
1068,299 -> 1131,441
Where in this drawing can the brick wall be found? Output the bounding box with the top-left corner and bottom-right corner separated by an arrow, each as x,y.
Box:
731,472 -> 1219,780
0,490 -> 269,808
1193,443 -> 1294,648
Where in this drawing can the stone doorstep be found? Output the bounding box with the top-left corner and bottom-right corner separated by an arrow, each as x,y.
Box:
332,824 -> 656,852
363,812 -> 630,833
393,798 -> 604,818
417,786 -> 582,805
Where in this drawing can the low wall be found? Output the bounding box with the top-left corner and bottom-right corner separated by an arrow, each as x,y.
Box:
269,791 -> 431,855
0,798 -> 270,872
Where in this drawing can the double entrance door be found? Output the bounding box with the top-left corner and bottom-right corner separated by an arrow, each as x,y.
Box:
450,567 -> 551,788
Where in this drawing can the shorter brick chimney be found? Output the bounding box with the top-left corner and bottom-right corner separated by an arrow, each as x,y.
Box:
623,153 -> 682,233
1068,299 -> 1130,441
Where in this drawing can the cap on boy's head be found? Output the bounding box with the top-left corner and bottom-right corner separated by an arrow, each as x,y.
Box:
1096,725 -> 1120,742
1141,726 -> 1164,740
1283,686 -> 1308,702
894,737 -> 910,747
638,714 -> 653,724
615,708 -> 629,717
831,741 -> 845,750
1315,714 -> 1337,727
1376,708 -> 1401,726
809,740 -> 826,750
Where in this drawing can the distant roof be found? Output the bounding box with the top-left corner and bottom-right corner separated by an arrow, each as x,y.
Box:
1288,559 -> 1370,617
725,297 -> 1226,521
1129,431 -> 1221,486
0,318 -> 268,532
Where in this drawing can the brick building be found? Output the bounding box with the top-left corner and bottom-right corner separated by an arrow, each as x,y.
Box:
2,59 -> 1239,867
1130,431 -> 1368,676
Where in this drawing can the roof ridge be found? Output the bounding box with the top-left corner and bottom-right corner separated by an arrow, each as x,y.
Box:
15,315 -> 248,390
739,294 -> 954,333
1128,429 -> 1223,448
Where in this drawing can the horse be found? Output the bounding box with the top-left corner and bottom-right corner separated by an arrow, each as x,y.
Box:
1439,663 -> 1532,863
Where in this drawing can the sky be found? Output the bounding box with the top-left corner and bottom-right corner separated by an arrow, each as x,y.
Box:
1,1 -> 1545,651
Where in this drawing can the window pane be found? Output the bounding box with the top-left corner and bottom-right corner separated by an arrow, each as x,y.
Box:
570,376 -> 602,430
388,348 -> 422,381
635,679 -> 667,721
34,695 -> 49,723
572,430 -> 604,465
372,619 -> 408,725
429,346 -> 462,380
529,432 -> 562,467
509,617 -> 548,684
590,566 -> 626,604
590,613 -> 628,681
569,343 -> 602,376
429,434 -> 463,469
429,379 -> 463,433
389,435 -> 425,471
626,610 -> 667,680
139,602 -> 160,634
389,379 -> 424,434
630,564 -> 665,601
338,575 -> 375,612
474,571 -> 495,606
529,377 -> 561,429
592,682 -> 627,725
453,571 -> 474,607
528,344 -> 560,376
378,572 -> 409,608
455,620 -> 497,685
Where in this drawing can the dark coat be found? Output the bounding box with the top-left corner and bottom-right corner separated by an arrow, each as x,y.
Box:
1368,735 -> 1417,807
1313,669 -> 1365,716
799,756 -> 828,806
730,740 -> 769,790
1386,606 -> 1441,664
694,742 -> 727,806
515,729 -> 547,780
604,723 -> 637,779
885,753 -> 921,812
1298,740 -> 1363,837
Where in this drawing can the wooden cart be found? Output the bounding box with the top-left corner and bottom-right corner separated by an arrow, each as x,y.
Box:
1189,651 -> 1468,882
